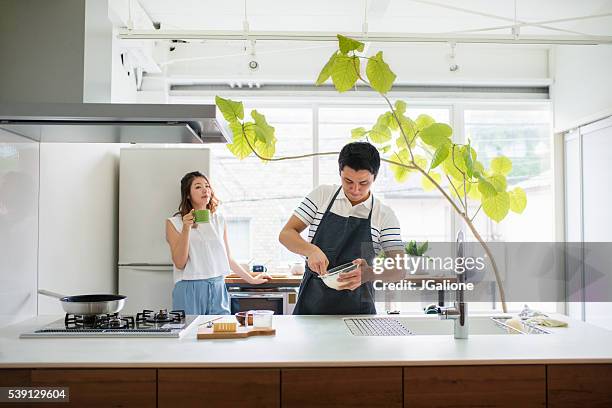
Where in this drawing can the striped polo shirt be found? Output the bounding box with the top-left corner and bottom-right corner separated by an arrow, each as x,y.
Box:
293,184 -> 404,255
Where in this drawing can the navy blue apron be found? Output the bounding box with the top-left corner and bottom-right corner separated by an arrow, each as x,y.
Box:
293,187 -> 377,315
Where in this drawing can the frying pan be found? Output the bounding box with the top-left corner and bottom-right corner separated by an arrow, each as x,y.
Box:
38,289 -> 126,315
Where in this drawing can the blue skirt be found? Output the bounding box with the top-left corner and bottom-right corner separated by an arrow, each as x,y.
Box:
172,276 -> 231,315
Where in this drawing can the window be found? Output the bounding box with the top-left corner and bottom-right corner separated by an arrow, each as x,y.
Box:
225,218 -> 251,261
318,106 -> 452,243
203,101 -> 553,313
464,108 -> 553,242
208,107 -> 312,271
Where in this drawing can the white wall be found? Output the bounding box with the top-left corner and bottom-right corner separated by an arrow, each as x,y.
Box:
552,45 -> 612,132
0,130 -> 39,327
37,143 -> 122,314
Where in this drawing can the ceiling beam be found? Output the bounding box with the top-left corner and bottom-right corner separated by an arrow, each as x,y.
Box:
117,29 -> 612,45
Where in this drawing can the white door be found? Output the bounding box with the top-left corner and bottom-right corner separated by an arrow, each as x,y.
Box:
118,148 -> 210,265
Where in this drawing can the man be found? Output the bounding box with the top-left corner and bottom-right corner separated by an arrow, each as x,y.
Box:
279,142 -> 404,315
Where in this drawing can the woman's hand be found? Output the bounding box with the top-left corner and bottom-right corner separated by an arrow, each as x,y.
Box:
247,272 -> 271,285
306,245 -> 329,275
182,210 -> 196,230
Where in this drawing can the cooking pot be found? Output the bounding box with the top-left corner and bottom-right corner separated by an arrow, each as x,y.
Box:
38,289 -> 126,315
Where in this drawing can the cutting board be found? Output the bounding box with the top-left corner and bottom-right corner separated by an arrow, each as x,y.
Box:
197,325 -> 276,340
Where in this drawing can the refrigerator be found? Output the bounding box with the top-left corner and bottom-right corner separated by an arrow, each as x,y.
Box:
118,147 -> 211,314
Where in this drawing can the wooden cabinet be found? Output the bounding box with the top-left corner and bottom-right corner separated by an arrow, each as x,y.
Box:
1,363 -> 612,406
30,369 -> 156,408
0,370 -> 30,387
158,368 -> 280,408
404,365 -> 546,408
548,364 -> 612,407
281,367 -> 402,408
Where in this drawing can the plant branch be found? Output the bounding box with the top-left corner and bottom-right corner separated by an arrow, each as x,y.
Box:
381,158 -> 417,170
470,205 -> 482,222
414,166 -> 464,217
241,124 -> 338,161
461,214 -> 507,313
445,174 -> 465,210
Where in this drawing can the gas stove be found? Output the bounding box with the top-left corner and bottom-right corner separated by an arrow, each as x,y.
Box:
20,309 -> 199,338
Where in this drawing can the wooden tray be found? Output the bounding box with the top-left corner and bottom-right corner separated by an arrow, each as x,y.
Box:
197,325 -> 276,340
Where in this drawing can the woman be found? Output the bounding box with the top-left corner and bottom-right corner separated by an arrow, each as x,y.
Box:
166,171 -> 269,315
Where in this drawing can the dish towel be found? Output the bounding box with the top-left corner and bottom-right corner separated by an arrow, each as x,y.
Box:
528,317 -> 568,327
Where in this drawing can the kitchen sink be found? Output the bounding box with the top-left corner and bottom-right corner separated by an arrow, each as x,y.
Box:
344,316 -> 551,336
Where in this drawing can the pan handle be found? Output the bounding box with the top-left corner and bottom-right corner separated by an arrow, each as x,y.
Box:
38,289 -> 67,299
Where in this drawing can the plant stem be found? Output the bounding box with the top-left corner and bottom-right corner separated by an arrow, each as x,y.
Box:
445,174 -> 465,211
461,213 -> 507,313
471,205 -> 482,222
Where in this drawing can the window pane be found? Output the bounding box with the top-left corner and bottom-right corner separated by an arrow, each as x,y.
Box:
464,109 -> 553,242
209,108 -> 312,270
464,108 -> 554,313
318,106 -> 452,243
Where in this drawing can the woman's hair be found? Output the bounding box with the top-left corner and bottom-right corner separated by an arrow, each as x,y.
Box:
174,171 -> 219,217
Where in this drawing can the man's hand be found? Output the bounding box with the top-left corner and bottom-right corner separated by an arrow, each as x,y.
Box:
307,245 -> 329,275
336,258 -> 369,291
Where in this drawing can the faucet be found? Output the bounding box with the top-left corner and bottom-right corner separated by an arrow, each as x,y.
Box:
437,230 -> 468,339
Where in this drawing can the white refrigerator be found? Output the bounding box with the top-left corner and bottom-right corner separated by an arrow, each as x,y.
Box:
118,147 -> 211,314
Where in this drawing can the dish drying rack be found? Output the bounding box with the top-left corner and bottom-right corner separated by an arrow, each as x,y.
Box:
490,317 -> 551,335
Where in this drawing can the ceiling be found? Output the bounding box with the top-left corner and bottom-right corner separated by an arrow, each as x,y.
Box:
135,0 -> 612,37
110,0 -> 612,88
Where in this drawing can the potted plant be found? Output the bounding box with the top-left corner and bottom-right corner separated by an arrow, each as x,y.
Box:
215,35 -> 527,312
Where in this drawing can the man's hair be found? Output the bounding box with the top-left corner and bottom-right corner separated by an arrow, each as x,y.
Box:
338,142 -> 381,178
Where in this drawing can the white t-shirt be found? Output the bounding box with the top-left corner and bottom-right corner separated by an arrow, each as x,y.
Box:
293,184 -> 404,255
167,210 -> 231,283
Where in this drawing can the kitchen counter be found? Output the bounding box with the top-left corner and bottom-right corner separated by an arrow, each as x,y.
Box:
1,313 -> 612,368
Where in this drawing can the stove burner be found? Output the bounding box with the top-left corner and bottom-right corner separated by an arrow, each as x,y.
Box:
136,309 -> 185,323
64,313 -> 135,330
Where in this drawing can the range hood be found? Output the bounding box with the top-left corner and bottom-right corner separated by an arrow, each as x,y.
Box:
0,103 -> 231,144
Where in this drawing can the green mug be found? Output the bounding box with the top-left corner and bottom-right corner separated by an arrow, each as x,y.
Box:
193,209 -> 210,223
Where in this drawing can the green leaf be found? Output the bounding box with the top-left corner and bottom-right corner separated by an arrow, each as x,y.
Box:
254,138 -> 275,160
488,174 -> 507,192
389,149 -> 412,182
419,123 -> 452,148
418,241 -> 429,256
430,143 -> 450,170
490,156 -> 512,176
421,171 -> 442,191
483,191 -> 510,223
414,154 -> 428,169
395,116 -> 417,148
394,100 -> 407,115
509,187 -> 527,213
215,96 -> 244,122
366,51 -> 396,94
351,127 -> 368,140
369,124 -> 392,144
251,110 -> 275,144
415,114 -> 435,131
473,160 -> 485,178
463,144 -> 475,178
467,184 -> 481,201
337,34 -> 364,54
478,178 -> 497,198
442,148 -> 464,180
375,111 -> 398,131
380,145 -> 392,154
226,121 -> 255,159
315,52 -> 338,85
331,55 -> 360,92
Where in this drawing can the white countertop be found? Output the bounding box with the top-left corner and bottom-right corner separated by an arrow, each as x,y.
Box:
1,314 -> 612,368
